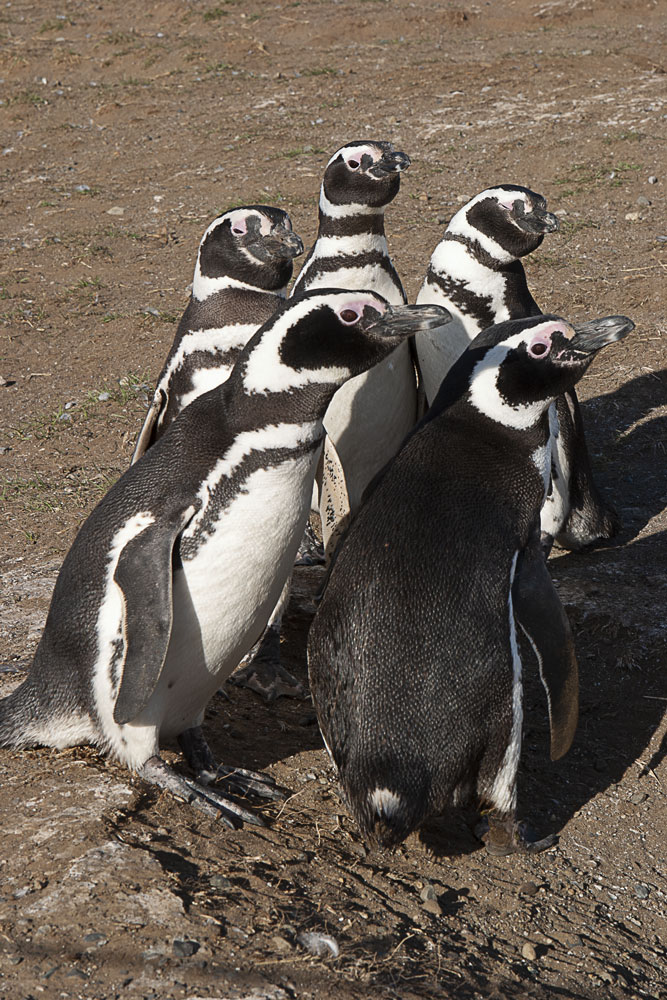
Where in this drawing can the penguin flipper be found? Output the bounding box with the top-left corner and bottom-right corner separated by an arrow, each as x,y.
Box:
513,543 -> 579,761
131,387 -> 167,464
112,506 -> 194,725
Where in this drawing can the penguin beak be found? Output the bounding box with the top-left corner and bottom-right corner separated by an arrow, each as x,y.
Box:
515,205 -> 560,235
364,303 -> 451,340
570,315 -> 635,352
368,150 -> 412,178
266,225 -> 305,260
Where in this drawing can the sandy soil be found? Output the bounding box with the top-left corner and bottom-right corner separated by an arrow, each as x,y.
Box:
0,1 -> 665,998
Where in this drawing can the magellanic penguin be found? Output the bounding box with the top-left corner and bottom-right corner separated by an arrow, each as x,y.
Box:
0,291 -> 447,828
415,184 -> 620,552
308,312 -> 634,854
291,140 -> 415,554
132,205 -> 304,462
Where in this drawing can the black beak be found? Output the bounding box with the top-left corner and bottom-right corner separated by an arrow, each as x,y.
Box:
269,225 -> 304,259
515,207 -> 560,235
369,150 -> 412,177
365,303 -> 451,339
571,315 -> 635,352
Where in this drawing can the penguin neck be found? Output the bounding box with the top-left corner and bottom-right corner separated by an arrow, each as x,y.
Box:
440,232 -> 521,273
317,187 -> 388,238
431,237 -> 540,316
192,269 -> 285,303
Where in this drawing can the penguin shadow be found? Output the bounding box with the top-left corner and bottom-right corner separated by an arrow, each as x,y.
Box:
577,366 -> 667,540
201,565 -> 326,777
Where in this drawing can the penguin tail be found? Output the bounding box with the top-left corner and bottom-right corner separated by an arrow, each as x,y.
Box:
0,678 -> 43,748
344,756 -> 431,849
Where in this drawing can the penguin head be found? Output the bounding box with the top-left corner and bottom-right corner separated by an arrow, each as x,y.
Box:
436,314 -> 634,430
447,185 -> 559,263
193,206 -> 304,296
321,141 -> 411,211
241,290 -> 449,397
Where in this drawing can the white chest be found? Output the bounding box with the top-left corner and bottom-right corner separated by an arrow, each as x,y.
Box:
147,453 -> 319,735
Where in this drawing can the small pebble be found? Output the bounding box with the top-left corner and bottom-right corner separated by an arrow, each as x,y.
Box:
144,306 -> 160,317
648,175 -> 658,184
107,206 -> 125,216
521,942 -> 537,961
172,938 -> 200,958
635,884 -> 649,900
209,874 -> 232,890
518,881 -> 539,897
564,933 -> 583,948
422,898 -> 443,916
625,212 -> 640,222
420,884 -> 438,902
82,933 -> 107,947
631,791 -> 648,804
97,391 -> 110,402
271,935 -> 292,954
636,196 -> 651,207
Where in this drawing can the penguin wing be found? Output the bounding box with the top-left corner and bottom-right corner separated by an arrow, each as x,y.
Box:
112,504 -> 196,725
513,542 -> 579,760
131,387 -> 168,464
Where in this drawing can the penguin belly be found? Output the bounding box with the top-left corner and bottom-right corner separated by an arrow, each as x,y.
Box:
323,340 -> 416,513
414,312 -> 471,407
130,454 -> 319,741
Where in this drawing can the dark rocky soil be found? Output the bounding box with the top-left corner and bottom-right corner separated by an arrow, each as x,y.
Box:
0,2 -> 665,998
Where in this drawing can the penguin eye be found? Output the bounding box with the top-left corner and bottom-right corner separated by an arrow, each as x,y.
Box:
339,308 -> 361,324
529,339 -> 551,358
347,159 -> 360,170
232,226 -> 246,235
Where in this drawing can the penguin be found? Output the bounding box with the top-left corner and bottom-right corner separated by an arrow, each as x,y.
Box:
291,139 -> 416,554
132,205 -> 304,462
414,184 -> 620,551
0,291 -> 447,828
308,312 -> 634,854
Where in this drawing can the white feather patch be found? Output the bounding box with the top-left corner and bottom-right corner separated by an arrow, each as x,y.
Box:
243,297 -> 351,394
369,787 -> 402,818
489,551 -> 523,814
468,332 -> 550,430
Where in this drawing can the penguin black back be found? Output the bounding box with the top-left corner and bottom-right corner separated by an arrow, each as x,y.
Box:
309,313 -> 634,851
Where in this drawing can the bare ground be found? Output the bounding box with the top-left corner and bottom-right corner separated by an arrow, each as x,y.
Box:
0,1 -> 665,998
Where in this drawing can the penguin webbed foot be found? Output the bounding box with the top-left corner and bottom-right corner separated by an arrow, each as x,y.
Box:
139,754 -> 272,829
294,519 -> 325,566
230,628 -> 308,703
178,725 -> 288,802
477,810 -> 558,857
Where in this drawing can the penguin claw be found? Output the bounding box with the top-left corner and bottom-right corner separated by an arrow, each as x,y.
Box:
230,658 -> 307,703
476,812 -> 558,856
211,763 -> 289,802
138,755 -> 268,829
294,520 -> 325,566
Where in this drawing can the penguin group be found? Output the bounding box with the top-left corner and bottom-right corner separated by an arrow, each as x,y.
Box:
0,139 -> 633,855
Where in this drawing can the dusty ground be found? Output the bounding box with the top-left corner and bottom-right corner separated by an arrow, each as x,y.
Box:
1,1 -> 666,998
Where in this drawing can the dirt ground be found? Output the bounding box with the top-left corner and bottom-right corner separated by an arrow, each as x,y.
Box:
1,1 -> 665,998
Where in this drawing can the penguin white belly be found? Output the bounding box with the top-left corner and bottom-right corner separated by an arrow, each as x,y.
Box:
414,311 -> 472,406
137,454 -> 319,739
323,341 -> 415,511
302,264 -> 413,512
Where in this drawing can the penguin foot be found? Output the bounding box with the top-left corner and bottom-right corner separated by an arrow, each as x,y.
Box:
555,502 -> 621,551
138,755 -> 268,829
477,812 -> 558,856
178,726 -> 289,801
294,520 -> 325,566
231,628 -> 307,703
